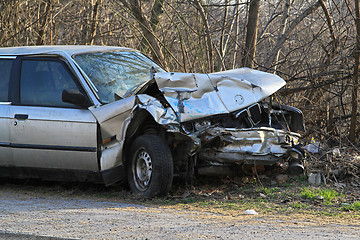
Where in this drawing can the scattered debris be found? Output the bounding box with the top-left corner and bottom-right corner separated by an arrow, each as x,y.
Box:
334,183 -> 346,188
306,144 -> 360,186
181,191 -> 191,199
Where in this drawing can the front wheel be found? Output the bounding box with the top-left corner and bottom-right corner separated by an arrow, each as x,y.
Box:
127,134 -> 173,198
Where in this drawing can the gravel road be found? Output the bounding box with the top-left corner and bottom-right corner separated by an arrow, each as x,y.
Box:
0,186 -> 359,240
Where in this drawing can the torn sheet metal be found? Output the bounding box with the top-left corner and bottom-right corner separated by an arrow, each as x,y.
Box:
135,95 -> 179,127
155,68 -> 286,122
198,127 -> 300,165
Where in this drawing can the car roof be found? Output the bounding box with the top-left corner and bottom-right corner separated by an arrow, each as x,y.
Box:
0,45 -> 135,56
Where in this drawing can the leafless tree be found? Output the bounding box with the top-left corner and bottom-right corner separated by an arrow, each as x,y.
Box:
2,0 -> 360,146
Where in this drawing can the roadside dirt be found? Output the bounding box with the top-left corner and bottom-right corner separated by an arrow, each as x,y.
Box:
0,179 -> 359,240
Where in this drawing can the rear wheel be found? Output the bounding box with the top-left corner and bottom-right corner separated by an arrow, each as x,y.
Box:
127,134 -> 173,198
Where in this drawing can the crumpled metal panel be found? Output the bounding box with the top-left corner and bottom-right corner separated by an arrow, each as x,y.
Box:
155,68 -> 286,122
89,94 -> 180,170
89,96 -> 136,141
198,127 -> 300,165
135,95 -> 179,127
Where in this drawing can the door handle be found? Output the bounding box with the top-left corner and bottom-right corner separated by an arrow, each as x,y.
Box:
14,114 -> 29,120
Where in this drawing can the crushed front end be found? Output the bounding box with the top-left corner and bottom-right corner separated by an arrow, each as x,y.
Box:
154,68 -> 305,176
180,102 -> 305,176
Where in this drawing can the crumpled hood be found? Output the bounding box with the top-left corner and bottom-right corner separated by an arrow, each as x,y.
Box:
154,68 -> 286,122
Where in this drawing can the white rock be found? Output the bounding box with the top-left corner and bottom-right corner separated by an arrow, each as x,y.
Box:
304,142 -> 321,153
244,209 -> 258,215
315,195 -> 324,200
259,193 -> 267,198
308,173 -> 321,186
332,148 -> 341,157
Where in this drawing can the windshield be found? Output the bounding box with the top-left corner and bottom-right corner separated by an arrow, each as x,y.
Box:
73,51 -> 165,103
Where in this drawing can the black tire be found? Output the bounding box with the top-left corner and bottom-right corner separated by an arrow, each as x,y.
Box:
127,134 -> 173,198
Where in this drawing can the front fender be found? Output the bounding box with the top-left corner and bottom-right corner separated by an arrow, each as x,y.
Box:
88,94 -> 181,171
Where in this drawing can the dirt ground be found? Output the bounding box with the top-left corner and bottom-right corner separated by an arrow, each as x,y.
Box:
0,180 -> 359,240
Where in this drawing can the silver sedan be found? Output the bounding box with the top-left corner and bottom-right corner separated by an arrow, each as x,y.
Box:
0,46 -> 305,197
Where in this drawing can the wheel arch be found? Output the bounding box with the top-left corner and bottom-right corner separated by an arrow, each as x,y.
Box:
122,109 -> 166,166
123,107 -> 198,181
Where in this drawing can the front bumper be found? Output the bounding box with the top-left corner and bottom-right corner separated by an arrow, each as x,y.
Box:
197,127 -> 301,165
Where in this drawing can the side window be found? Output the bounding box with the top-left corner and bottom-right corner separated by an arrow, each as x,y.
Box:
0,58 -> 14,102
20,59 -> 80,107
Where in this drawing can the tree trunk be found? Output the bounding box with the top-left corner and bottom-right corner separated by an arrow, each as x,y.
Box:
194,0 -> 214,72
139,0 -> 164,53
264,0 -> 321,69
36,0 -> 52,45
89,0 -> 101,45
272,0 -> 290,73
242,0 -> 260,68
118,0 -> 167,69
349,0 -> 360,142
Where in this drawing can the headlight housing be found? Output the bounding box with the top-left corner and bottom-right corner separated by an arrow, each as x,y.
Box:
194,120 -> 211,131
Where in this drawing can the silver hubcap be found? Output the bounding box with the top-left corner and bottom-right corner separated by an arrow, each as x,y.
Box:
133,150 -> 152,191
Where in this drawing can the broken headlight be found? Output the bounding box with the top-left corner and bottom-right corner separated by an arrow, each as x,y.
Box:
194,120 -> 211,131
182,120 -> 211,133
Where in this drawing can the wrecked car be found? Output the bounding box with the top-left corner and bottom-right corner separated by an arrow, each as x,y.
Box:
0,46 -> 305,197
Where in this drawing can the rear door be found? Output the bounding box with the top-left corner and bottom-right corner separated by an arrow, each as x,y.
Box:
9,56 -> 99,171
0,57 -> 14,167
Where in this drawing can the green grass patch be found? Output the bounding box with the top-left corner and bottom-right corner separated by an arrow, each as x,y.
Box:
258,186 -> 280,196
342,201 -> 360,212
300,187 -> 344,205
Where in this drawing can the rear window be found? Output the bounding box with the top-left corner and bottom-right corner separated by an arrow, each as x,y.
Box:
0,58 -> 14,102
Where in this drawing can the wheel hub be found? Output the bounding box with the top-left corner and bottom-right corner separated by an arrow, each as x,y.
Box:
134,150 -> 152,191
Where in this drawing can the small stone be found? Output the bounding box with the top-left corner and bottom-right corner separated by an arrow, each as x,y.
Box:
244,209 -> 258,215
315,173 -> 322,186
308,173 -> 316,184
315,195 -> 324,201
275,174 -> 288,185
332,148 -> 341,157
308,173 -> 321,186
238,194 -> 245,199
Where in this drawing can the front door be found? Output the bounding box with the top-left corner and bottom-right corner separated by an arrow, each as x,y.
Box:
9,57 -> 98,171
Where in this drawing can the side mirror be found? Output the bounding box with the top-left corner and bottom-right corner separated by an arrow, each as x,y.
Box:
62,89 -> 92,108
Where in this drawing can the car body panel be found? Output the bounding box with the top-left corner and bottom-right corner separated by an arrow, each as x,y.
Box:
9,105 -> 98,170
197,127 -> 300,164
89,94 -> 179,171
154,68 -> 285,122
0,103 -> 11,166
89,96 -> 135,170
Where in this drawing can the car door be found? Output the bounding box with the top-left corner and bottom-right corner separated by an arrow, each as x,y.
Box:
9,56 -> 99,171
0,57 -> 14,167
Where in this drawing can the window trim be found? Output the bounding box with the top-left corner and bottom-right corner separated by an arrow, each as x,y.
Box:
0,56 -> 16,103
